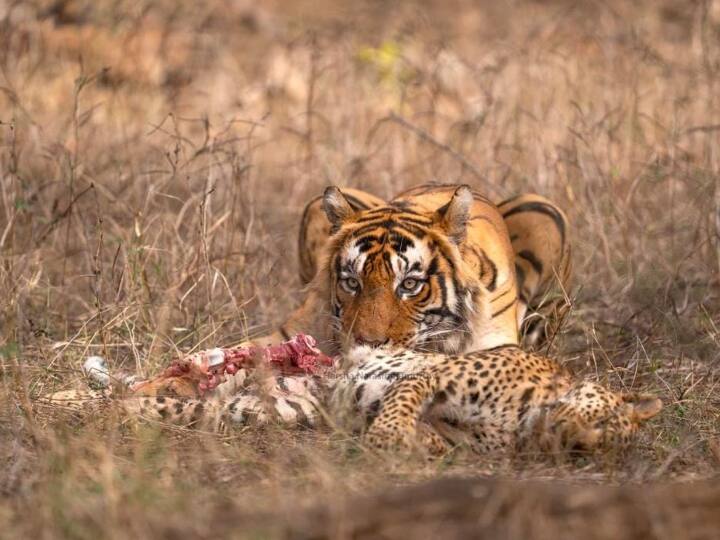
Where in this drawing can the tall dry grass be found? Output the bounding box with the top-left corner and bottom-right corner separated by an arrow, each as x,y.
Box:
2,0 -> 720,537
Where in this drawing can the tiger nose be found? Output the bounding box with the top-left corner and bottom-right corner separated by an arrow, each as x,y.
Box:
354,334 -> 389,347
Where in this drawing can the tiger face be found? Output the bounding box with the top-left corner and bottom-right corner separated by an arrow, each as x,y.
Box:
322,185 -> 478,353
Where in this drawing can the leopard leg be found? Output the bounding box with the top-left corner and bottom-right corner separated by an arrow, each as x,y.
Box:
417,421 -> 450,455
364,370 -> 440,452
258,375 -> 324,427
120,396 -> 226,431
117,392 -> 274,432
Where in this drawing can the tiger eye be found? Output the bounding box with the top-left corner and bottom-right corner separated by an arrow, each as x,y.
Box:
402,278 -> 418,290
341,277 -> 360,292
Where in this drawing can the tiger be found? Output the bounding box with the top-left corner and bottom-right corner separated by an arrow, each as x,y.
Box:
245,183 -> 570,355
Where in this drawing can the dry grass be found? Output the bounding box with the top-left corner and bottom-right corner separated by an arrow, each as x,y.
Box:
2,0 -> 720,537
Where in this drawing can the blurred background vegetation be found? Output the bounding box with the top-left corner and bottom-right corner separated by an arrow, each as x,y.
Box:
2,1 -> 720,537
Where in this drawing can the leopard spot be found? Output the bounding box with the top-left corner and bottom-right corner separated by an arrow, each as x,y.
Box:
433,391 -> 448,404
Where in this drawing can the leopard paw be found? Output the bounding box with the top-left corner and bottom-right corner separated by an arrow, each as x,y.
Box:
364,424 -> 414,452
417,423 -> 450,456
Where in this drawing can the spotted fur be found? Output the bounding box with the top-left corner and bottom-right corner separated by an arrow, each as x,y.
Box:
43,369 -> 325,432
42,346 -> 661,457
354,346 -> 662,454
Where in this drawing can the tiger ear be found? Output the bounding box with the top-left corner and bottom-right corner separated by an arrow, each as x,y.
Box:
433,185 -> 474,243
323,186 -> 357,230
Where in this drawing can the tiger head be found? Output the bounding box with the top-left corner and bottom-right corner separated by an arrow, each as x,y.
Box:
321,185 -> 478,353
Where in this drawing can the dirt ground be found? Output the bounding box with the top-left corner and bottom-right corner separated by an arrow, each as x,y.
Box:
2,0 -> 720,538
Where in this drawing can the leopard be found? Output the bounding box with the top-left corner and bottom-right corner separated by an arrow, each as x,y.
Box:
43,365 -> 324,432
348,345 -> 663,455
43,345 -> 661,457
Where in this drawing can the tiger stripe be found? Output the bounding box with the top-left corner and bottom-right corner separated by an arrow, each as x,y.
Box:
248,184 -> 571,354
